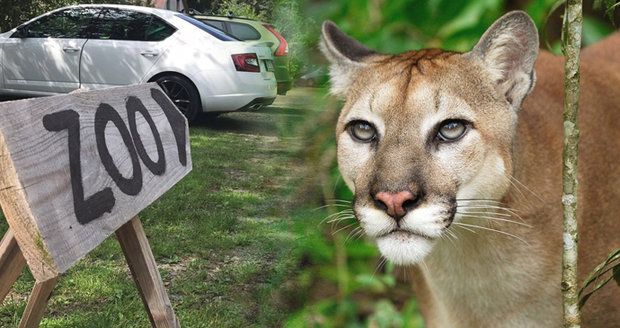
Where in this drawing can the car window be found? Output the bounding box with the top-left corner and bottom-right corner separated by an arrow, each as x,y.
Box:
145,16 -> 176,41
175,14 -> 238,41
22,7 -> 99,38
91,9 -> 170,41
203,19 -> 226,31
228,22 -> 261,41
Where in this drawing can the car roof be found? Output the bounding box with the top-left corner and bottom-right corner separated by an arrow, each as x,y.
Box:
65,4 -> 177,19
13,4 -> 183,32
193,15 -> 261,24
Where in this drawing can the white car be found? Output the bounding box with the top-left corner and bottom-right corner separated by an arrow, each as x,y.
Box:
0,5 -> 277,122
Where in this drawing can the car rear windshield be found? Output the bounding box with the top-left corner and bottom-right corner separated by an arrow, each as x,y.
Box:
175,14 -> 238,41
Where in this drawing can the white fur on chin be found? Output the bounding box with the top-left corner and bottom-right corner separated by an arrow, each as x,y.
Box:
376,232 -> 433,265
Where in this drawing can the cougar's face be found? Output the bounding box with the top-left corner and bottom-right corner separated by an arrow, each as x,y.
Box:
321,13 -> 538,264
336,57 -> 517,264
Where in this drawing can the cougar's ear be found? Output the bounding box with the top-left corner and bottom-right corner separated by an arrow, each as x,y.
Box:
468,11 -> 539,110
320,21 -> 377,97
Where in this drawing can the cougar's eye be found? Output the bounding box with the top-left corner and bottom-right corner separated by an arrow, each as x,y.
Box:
348,120 -> 377,143
437,120 -> 468,142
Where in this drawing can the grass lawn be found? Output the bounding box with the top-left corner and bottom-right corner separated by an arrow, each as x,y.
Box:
0,104 -> 306,327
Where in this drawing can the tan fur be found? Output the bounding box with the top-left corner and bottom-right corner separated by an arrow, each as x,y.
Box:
322,14 -> 620,327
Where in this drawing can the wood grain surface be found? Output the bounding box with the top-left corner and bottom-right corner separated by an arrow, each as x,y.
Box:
117,217 -> 180,328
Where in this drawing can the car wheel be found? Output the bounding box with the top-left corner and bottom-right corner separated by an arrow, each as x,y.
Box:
155,75 -> 201,123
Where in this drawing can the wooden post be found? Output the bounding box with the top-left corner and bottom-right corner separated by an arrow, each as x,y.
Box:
0,229 -> 27,302
116,217 -> 180,328
0,228 -> 58,328
18,277 -> 58,328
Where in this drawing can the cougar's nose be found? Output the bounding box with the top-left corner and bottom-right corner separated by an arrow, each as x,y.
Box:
373,190 -> 418,220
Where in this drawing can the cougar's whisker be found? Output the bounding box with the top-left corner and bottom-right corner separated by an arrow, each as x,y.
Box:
373,257 -> 388,278
320,209 -> 354,224
440,230 -> 457,248
456,213 -> 532,228
327,215 -> 356,224
345,226 -> 365,243
454,222 -> 529,245
452,224 -> 478,234
325,199 -> 353,204
419,260 -> 430,278
331,222 -> 358,235
456,210 -> 512,218
313,203 -> 352,211
509,175 -> 545,203
456,204 -> 521,213
457,204 -> 526,222
505,174 -> 529,202
456,198 -> 504,204
446,229 -> 459,242
329,217 -> 356,231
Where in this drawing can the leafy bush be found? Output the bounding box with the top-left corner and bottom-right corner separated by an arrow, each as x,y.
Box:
212,0 -> 271,20
271,0 -> 314,79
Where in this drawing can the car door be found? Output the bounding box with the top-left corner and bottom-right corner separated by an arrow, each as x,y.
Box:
2,7 -> 99,94
80,9 -> 176,90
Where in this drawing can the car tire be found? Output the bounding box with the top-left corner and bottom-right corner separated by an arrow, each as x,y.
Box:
154,74 -> 201,123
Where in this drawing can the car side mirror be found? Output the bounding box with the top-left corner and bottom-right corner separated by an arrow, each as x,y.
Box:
12,26 -> 27,38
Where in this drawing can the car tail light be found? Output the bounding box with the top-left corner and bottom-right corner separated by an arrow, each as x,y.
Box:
231,53 -> 260,73
263,24 -> 288,56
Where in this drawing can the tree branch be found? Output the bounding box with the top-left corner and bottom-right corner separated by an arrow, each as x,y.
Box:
561,0 -> 583,327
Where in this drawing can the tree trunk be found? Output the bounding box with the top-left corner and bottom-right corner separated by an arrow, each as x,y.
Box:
561,0 -> 583,327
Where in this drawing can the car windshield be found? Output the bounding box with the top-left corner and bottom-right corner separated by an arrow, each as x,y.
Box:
175,14 -> 238,41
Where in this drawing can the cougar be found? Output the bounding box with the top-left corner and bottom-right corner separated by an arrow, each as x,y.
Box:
320,11 -> 620,327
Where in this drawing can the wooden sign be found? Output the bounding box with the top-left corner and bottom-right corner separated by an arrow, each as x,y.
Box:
0,84 -> 191,327
0,84 -> 191,279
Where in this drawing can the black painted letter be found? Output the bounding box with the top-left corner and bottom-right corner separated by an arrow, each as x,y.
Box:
126,96 -> 166,175
151,88 -> 188,166
43,110 -> 115,225
95,103 -> 143,196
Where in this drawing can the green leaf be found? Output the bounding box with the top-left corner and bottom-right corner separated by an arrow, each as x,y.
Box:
606,2 -> 620,22
614,264 -> 620,287
579,274 -> 615,308
538,0 -> 566,52
593,0 -> 620,21
579,248 -> 620,308
580,249 -> 620,293
436,0 -> 502,39
526,0 -> 564,28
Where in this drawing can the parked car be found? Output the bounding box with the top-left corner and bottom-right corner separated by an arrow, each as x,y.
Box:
193,14 -> 291,95
0,5 -> 277,122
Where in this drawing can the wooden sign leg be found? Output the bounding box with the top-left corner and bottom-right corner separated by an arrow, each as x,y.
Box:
116,216 -> 179,328
0,229 -> 27,302
18,276 -> 58,328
